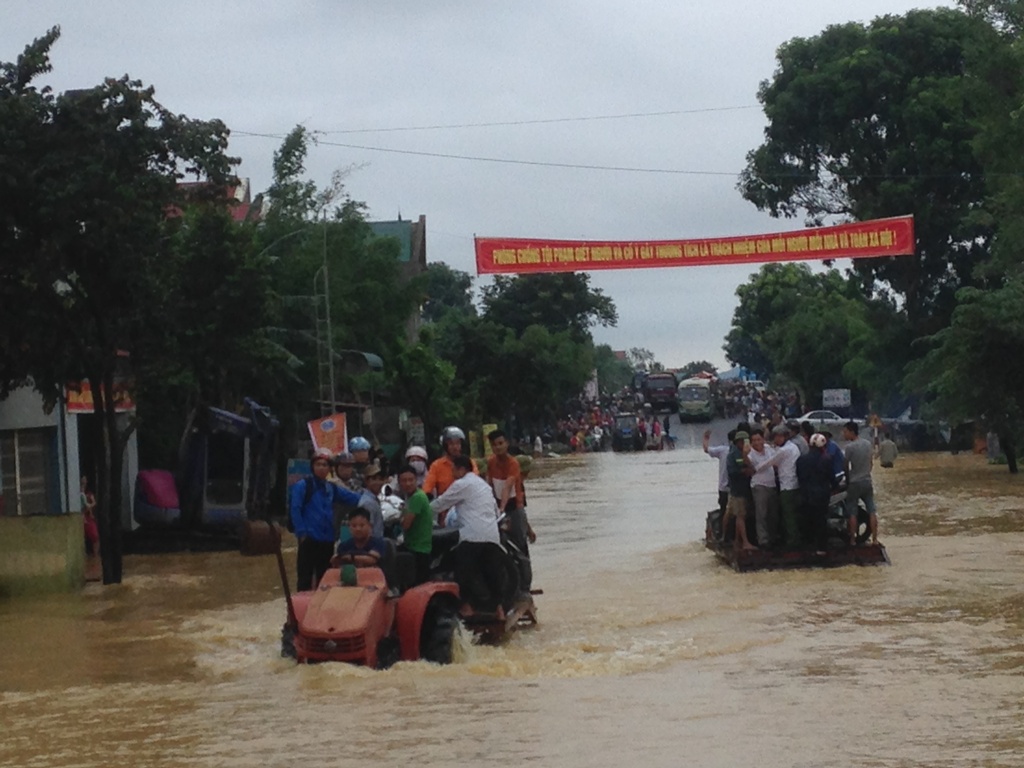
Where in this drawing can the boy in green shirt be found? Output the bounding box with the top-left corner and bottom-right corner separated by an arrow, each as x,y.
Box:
397,464 -> 434,585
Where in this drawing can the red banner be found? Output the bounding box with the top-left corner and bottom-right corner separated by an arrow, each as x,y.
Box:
475,216 -> 914,275
65,380 -> 136,413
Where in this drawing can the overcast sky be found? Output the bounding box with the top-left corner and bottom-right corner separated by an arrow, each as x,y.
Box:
5,1 -> 949,370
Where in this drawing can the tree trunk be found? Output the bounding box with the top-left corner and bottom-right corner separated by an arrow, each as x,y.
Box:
1000,431 -> 1019,474
93,372 -> 124,584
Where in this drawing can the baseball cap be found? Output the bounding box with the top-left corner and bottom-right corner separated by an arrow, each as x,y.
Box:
734,431 -> 750,441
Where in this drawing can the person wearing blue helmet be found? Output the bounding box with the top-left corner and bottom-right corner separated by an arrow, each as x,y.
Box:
348,435 -> 372,491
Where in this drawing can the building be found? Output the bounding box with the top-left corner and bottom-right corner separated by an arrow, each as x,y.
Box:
0,385 -> 138,596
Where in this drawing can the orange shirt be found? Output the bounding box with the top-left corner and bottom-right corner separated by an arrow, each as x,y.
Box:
486,453 -> 524,508
423,455 -> 479,496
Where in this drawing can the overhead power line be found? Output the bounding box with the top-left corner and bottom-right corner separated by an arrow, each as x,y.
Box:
313,105 -> 760,134
231,130 -> 739,176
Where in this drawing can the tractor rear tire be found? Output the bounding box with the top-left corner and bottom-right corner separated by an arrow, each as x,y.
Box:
280,623 -> 297,660
420,602 -> 459,665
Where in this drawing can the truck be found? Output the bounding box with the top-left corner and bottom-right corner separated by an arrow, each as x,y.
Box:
641,373 -> 679,414
677,377 -> 714,422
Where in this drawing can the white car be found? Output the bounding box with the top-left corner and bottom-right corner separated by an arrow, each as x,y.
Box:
796,410 -> 860,433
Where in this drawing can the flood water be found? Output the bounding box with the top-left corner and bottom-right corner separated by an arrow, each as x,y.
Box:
4,419 -> 1024,767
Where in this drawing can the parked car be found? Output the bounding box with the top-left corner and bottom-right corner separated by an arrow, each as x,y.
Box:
796,410 -> 861,434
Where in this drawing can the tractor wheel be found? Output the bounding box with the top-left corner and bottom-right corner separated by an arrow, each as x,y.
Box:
375,636 -> 401,670
420,602 -> 459,665
280,622 -> 297,660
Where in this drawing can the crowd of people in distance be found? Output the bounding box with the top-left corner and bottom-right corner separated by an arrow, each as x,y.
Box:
705,417 -> 897,554
287,428 -> 536,620
717,380 -> 803,423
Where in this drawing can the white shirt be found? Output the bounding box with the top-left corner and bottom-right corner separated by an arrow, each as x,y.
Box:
430,473 -> 501,544
750,440 -> 800,491
706,444 -> 730,492
748,444 -> 777,488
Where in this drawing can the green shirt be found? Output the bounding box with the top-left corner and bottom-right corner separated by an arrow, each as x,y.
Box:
403,489 -> 434,554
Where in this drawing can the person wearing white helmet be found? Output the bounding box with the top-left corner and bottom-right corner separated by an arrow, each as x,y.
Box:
796,433 -> 836,552
423,426 -> 478,499
403,445 -> 429,490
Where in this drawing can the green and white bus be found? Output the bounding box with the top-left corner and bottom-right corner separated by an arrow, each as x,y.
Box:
677,377 -> 714,421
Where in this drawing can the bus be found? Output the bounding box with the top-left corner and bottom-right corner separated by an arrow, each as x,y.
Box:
677,377 -> 714,421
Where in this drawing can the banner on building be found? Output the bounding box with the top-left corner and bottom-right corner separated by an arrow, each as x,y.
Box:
475,216 -> 914,275
307,412 -> 348,454
65,380 -> 136,413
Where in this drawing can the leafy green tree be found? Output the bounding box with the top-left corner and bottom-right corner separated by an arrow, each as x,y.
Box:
724,264 -> 857,379
740,8 -> 1014,332
0,28 -> 236,583
627,347 -> 660,372
908,278 -> 1024,472
594,344 -> 633,394
421,263 -> 476,323
725,264 -> 907,409
481,273 -> 616,342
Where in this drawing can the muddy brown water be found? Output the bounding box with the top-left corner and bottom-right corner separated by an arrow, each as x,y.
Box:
3,422 -> 1024,767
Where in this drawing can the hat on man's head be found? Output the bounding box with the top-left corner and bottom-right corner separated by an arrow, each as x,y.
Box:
733,431 -> 750,441
334,451 -> 355,465
362,461 -> 384,479
312,447 -> 334,464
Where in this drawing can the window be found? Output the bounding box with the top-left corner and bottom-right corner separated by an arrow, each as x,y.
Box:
0,428 -> 59,516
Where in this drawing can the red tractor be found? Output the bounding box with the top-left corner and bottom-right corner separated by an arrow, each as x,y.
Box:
242,521 -> 536,667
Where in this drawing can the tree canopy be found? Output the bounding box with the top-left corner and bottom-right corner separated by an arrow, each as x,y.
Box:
0,28 -> 242,582
740,8 -> 1015,332
481,273 -> 617,342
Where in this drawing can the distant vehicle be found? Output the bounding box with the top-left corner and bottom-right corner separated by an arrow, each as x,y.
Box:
612,413 -> 643,452
796,410 -> 860,434
134,398 -> 279,531
641,373 -> 679,414
677,377 -> 714,422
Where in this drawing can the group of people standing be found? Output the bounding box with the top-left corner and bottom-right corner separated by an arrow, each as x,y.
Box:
704,419 -> 882,553
288,426 -> 536,619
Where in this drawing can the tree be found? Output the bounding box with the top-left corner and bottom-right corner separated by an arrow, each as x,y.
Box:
0,29 -> 237,583
725,263 -> 908,409
740,9 -> 1015,333
421,263 -> 476,323
594,344 -> 633,394
678,360 -> 718,379
908,278 -> 1024,472
481,273 -> 617,342
627,347 -> 660,372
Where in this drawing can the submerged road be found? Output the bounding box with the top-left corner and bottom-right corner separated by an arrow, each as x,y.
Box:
3,418 -> 1024,767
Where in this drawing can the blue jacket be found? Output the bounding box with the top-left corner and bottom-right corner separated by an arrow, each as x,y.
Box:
289,477 -> 361,543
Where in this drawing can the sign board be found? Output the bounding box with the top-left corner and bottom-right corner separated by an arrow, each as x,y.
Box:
822,389 -> 852,409
65,380 -> 136,413
475,216 -> 915,275
307,412 -> 348,454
